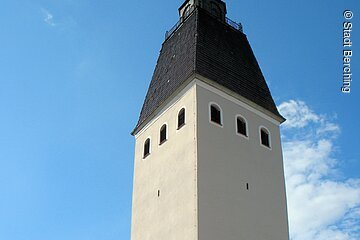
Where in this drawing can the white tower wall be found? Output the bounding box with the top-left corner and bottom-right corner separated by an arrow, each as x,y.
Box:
196,80 -> 289,240
131,83 -> 198,240
131,79 -> 289,240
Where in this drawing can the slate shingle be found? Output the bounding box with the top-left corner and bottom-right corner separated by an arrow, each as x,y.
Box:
132,8 -> 283,135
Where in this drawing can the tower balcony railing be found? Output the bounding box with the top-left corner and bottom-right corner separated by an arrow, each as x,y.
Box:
165,6 -> 196,40
225,17 -> 243,32
165,19 -> 182,40
165,7 -> 243,40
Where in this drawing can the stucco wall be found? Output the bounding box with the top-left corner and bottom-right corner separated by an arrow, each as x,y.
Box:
131,79 -> 289,240
196,82 -> 289,240
131,83 -> 198,240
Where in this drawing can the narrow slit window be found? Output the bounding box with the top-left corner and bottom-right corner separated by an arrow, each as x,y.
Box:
210,104 -> 222,125
143,138 -> 150,158
159,124 -> 167,145
237,117 -> 247,136
261,128 -> 270,148
178,108 -> 185,129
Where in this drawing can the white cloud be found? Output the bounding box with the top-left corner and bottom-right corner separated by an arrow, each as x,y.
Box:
41,8 -> 56,27
279,100 -> 320,129
279,100 -> 360,240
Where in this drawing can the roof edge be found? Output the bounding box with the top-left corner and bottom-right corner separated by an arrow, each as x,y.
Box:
194,74 -> 286,124
131,73 -> 197,136
131,72 -> 285,137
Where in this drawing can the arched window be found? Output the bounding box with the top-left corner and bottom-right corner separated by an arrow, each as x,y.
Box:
236,116 -> 247,137
260,127 -> 271,148
178,108 -> 186,129
210,103 -> 222,126
143,138 -> 150,158
159,124 -> 167,145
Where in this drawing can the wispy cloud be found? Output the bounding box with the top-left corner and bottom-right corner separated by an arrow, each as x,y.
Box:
279,100 -> 360,240
279,100 -> 320,129
41,8 -> 56,27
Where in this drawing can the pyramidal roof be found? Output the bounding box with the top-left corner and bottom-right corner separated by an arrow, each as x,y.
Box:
132,7 -> 284,135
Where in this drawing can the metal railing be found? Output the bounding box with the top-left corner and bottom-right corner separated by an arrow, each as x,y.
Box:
165,19 -> 182,39
165,7 -> 243,40
165,6 -> 195,40
226,17 -> 243,32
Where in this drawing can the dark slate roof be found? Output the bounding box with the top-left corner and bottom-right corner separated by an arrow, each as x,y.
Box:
132,8 -> 283,135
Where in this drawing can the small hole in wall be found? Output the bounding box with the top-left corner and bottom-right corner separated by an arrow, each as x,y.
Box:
158,190 -> 160,197
246,183 -> 249,190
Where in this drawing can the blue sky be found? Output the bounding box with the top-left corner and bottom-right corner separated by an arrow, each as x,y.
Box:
0,1 -> 359,240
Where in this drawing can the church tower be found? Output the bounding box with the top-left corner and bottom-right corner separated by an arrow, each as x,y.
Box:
131,1 -> 290,239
